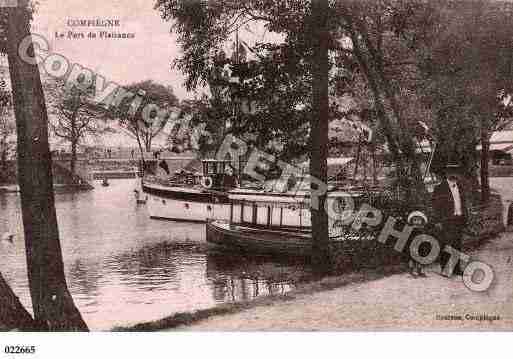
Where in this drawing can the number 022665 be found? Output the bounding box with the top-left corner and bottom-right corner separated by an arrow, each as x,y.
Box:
4,346 -> 36,354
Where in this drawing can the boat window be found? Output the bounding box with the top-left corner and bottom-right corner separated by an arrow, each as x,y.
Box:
217,162 -> 225,174
209,162 -> 217,174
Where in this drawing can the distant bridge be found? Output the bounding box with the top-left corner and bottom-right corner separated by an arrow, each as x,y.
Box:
2,155 -> 197,188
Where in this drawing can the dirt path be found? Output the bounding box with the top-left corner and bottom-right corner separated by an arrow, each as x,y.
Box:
177,235 -> 513,331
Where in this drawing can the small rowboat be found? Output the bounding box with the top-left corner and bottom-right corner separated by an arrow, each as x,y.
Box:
206,220 -> 313,257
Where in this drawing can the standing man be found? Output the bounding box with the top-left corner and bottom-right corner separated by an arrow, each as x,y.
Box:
432,163 -> 468,276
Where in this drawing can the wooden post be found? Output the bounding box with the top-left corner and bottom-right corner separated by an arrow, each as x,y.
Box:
252,202 -> 257,225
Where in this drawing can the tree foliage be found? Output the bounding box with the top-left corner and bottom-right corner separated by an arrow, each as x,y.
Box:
155,0 -> 439,195
155,1 -> 330,163
414,0 -> 513,201
110,80 -> 179,159
45,77 -> 112,175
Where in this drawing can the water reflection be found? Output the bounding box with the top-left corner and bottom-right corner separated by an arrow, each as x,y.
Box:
104,242 -> 180,288
67,259 -> 101,304
205,252 -> 308,303
0,179 -> 303,330
4,177 -> 511,329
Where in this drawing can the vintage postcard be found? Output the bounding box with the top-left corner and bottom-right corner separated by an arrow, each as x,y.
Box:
0,0 -> 512,351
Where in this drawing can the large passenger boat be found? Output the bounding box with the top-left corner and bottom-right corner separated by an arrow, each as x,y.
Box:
142,152 -> 440,233
142,157 -> 363,229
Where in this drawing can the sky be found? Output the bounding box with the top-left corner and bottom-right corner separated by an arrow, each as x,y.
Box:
25,0 -> 281,148
25,0 -> 193,147
30,0 -> 191,100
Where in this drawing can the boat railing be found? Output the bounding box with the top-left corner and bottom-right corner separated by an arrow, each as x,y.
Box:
144,174 -> 199,188
228,199 -> 311,232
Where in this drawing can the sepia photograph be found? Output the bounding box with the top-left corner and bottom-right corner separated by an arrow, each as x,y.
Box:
0,0 -> 512,356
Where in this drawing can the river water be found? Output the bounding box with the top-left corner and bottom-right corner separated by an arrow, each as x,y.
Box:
0,179 -> 302,330
4,177 -> 509,330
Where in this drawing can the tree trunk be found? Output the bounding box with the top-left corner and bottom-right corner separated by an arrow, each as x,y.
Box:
346,17 -> 428,201
371,143 -> 378,185
144,134 -> 152,153
70,140 -> 77,177
0,272 -> 36,331
6,5 -> 88,331
0,142 -> 7,176
70,108 -> 77,177
310,0 -> 331,276
1,149 -> 6,168
135,134 -> 146,176
347,27 -> 404,169
480,128 -> 490,203
353,138 -> 362,183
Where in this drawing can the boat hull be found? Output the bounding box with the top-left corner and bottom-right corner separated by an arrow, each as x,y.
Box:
144,181 -> 230,222
143,181 -> 314,226
206,221 -> 312,257
148,195 -> 231,222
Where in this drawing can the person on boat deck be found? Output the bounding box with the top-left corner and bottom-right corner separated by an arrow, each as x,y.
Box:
432,162 -> 468,277
223,164 -> 239,189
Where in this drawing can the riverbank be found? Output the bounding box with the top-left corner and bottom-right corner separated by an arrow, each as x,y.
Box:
115,181 -> 511,331
115,262 -> 406,331
0,183 -> 93,193
158,234 -> 513,331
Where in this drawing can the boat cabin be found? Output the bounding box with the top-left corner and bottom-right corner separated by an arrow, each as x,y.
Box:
226,191 -> 362,234
228,194 -> 311,231
201,159 -> 240,190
